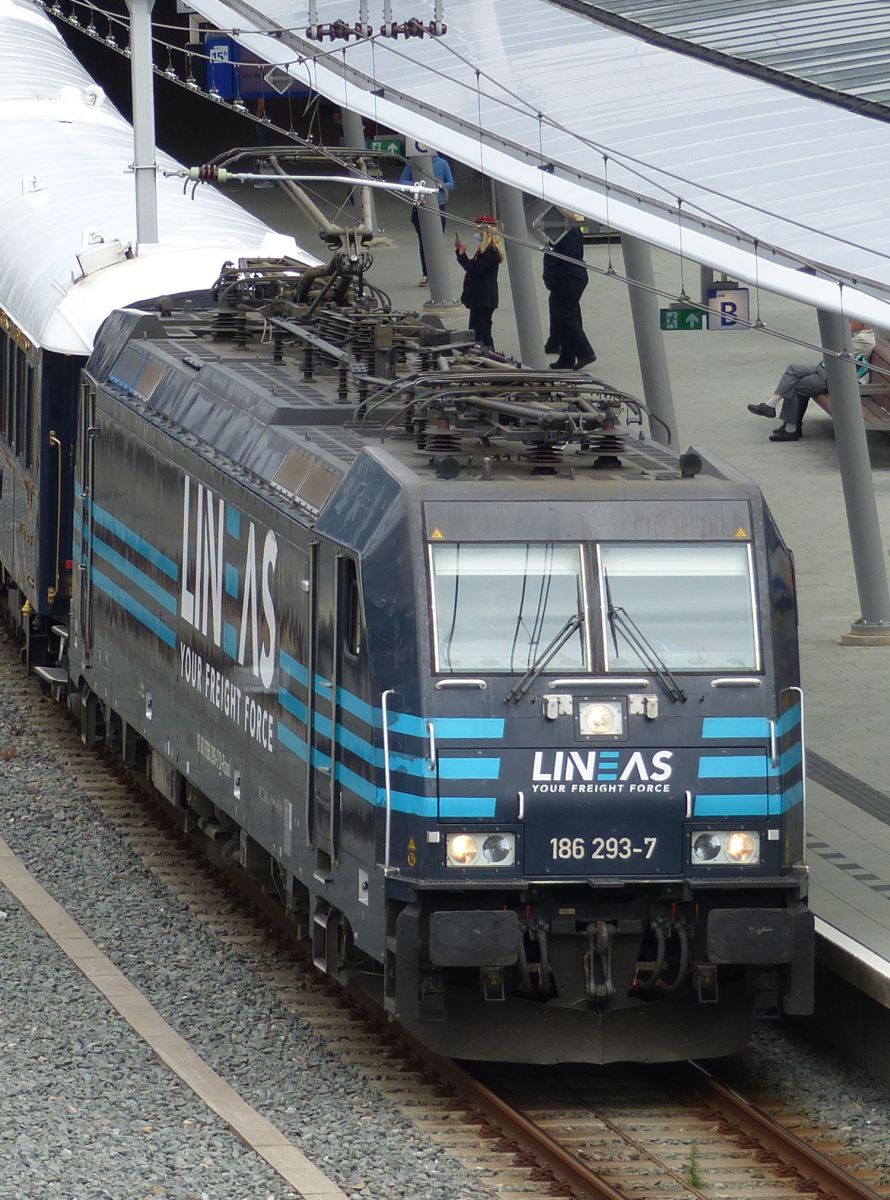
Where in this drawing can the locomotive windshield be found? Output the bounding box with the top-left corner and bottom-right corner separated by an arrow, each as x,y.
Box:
599,543 -> 760,672
430,543 -> 587,672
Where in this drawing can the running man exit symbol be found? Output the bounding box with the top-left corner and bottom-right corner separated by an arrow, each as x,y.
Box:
660,307 -> 704,331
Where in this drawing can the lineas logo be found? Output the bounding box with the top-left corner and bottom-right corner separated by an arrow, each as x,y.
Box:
179,475 -> 278,689
532,750 -> 673,783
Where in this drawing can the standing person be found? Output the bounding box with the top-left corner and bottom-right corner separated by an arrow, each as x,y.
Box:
400,151 -> 455,285
747,319 -> 875,441
455,215 -> 504,349
543,213 -> 597,370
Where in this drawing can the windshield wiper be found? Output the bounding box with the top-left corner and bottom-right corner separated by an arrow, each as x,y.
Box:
506,612 -> 584,704
607,604 -> 687,704
603,571 -> 686,704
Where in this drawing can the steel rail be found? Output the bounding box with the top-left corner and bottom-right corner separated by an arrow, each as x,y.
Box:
689,1060 -> 883,1200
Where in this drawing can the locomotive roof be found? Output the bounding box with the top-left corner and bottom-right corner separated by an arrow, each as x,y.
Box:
88,302 -> 756,518
0,0 -> 314,355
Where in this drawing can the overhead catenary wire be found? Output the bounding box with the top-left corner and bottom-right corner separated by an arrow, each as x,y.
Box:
42,2 -> 890,382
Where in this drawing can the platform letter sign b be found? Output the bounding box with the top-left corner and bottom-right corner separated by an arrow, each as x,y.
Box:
707,287 -> 750,332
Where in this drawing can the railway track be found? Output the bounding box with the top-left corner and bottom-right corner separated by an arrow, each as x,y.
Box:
3,637 -> 888,1200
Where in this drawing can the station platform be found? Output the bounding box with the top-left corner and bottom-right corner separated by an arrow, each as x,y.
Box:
163,166 -> 890,1060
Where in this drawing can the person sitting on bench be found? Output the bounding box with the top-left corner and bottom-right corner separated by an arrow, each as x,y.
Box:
747,320 -> 875,442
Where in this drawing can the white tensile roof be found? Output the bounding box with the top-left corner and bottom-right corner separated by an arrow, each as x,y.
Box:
186,0 -> 890,326
0,0 -> 313,354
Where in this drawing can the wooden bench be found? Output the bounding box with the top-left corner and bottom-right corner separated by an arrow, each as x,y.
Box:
812,334 -> 890,429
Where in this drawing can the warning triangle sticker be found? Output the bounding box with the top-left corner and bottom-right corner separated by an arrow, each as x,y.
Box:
430,527 -> 445,540
408,837 -> 416,851
734,527 -> 749,539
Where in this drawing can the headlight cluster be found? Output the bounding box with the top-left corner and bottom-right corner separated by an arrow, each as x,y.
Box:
578,699 -> 624,738
691,830 -> 760,866
446,831 -> 516,868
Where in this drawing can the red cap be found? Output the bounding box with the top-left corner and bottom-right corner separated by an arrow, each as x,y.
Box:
474,214 -> 497,226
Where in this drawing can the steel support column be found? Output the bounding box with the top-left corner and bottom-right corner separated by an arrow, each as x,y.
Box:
622,234 -> 677,446
700,265 -> 715,306
817,308 -> 890,643
412,152 -> 453,305
126,0 -> 159,245
495,183 -> 546,368
341,108 -> 379,236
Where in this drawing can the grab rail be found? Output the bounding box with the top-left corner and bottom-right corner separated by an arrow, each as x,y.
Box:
382,688 -> 395,874
710,677 -> 763,688
548,677 -> 650,689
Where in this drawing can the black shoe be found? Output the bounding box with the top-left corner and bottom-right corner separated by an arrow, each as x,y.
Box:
544,339 -> 560,354
769,427 -> 801,442
573,353 -> 597,370
549,359 -> 574,370
747,402 -> 777,418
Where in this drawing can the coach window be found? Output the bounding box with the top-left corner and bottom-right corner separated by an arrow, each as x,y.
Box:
12,345 -> 24,456
598,543 -> 760,672
24,361 -> 34,468
4,337 -> 15,449
430,542 -> 588,673
0,334 -> 7,440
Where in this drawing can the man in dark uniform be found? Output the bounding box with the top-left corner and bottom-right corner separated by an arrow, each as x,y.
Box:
543,213 -> 597,371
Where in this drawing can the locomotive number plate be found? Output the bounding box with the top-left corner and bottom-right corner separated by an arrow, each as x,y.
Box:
549,836 -> 658,861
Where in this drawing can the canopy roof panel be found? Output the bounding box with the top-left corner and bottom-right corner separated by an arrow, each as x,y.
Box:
187,0 -> 890,325
0,0 -> 310,353
573,0 -> 890,108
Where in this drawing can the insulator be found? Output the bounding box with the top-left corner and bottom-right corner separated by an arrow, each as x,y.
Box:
589,431 -> 625,470
524,443 -> 563,475
424,423 -> 461,453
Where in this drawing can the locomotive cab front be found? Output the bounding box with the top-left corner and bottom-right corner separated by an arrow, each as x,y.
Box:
347,462 -> 813,1064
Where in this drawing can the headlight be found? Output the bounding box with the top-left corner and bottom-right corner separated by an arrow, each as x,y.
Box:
446,831 -> 516,868
691,830 -> 760,866
578,699 -> 624,737
691,832 -> 722,862
447,833 -> 479,866
725,831 -> 758,863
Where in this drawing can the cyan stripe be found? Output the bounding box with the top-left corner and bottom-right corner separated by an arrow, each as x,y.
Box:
277,649 -> 504,742
699,742 -> 801,780
778,780 -> 804,813
224,563 -> 239,599
92,566 -> 176,648
701,704 -> 802,741
277,686 -> 500,780
702,716 -> 770,739
90,531 -> 177,615
226,507 -> 241,538
694,793 -> 769,817
778,703 -> 802,737
277,721 -> 491,817
224,623 -> 238,658
92,501 -> 178,581
280,650 -> 310,688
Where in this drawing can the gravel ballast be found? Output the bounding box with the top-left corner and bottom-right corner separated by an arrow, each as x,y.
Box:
3,686 -> 890,1197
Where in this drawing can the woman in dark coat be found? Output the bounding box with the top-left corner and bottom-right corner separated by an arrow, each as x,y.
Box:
454,215 -> 505,349
543,214 -> 596,370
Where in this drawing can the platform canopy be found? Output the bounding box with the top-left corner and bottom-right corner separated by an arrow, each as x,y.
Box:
185,0 -> 890,326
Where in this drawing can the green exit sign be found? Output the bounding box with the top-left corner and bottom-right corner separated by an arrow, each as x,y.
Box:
660,307 -> 705,331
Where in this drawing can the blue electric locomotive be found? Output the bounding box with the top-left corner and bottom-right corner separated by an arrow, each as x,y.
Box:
61,266 -> 813,1064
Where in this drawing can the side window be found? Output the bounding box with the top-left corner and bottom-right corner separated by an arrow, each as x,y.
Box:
0,333 -> 6,440
24,362 -> 34,468
342,558 -> 362,658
